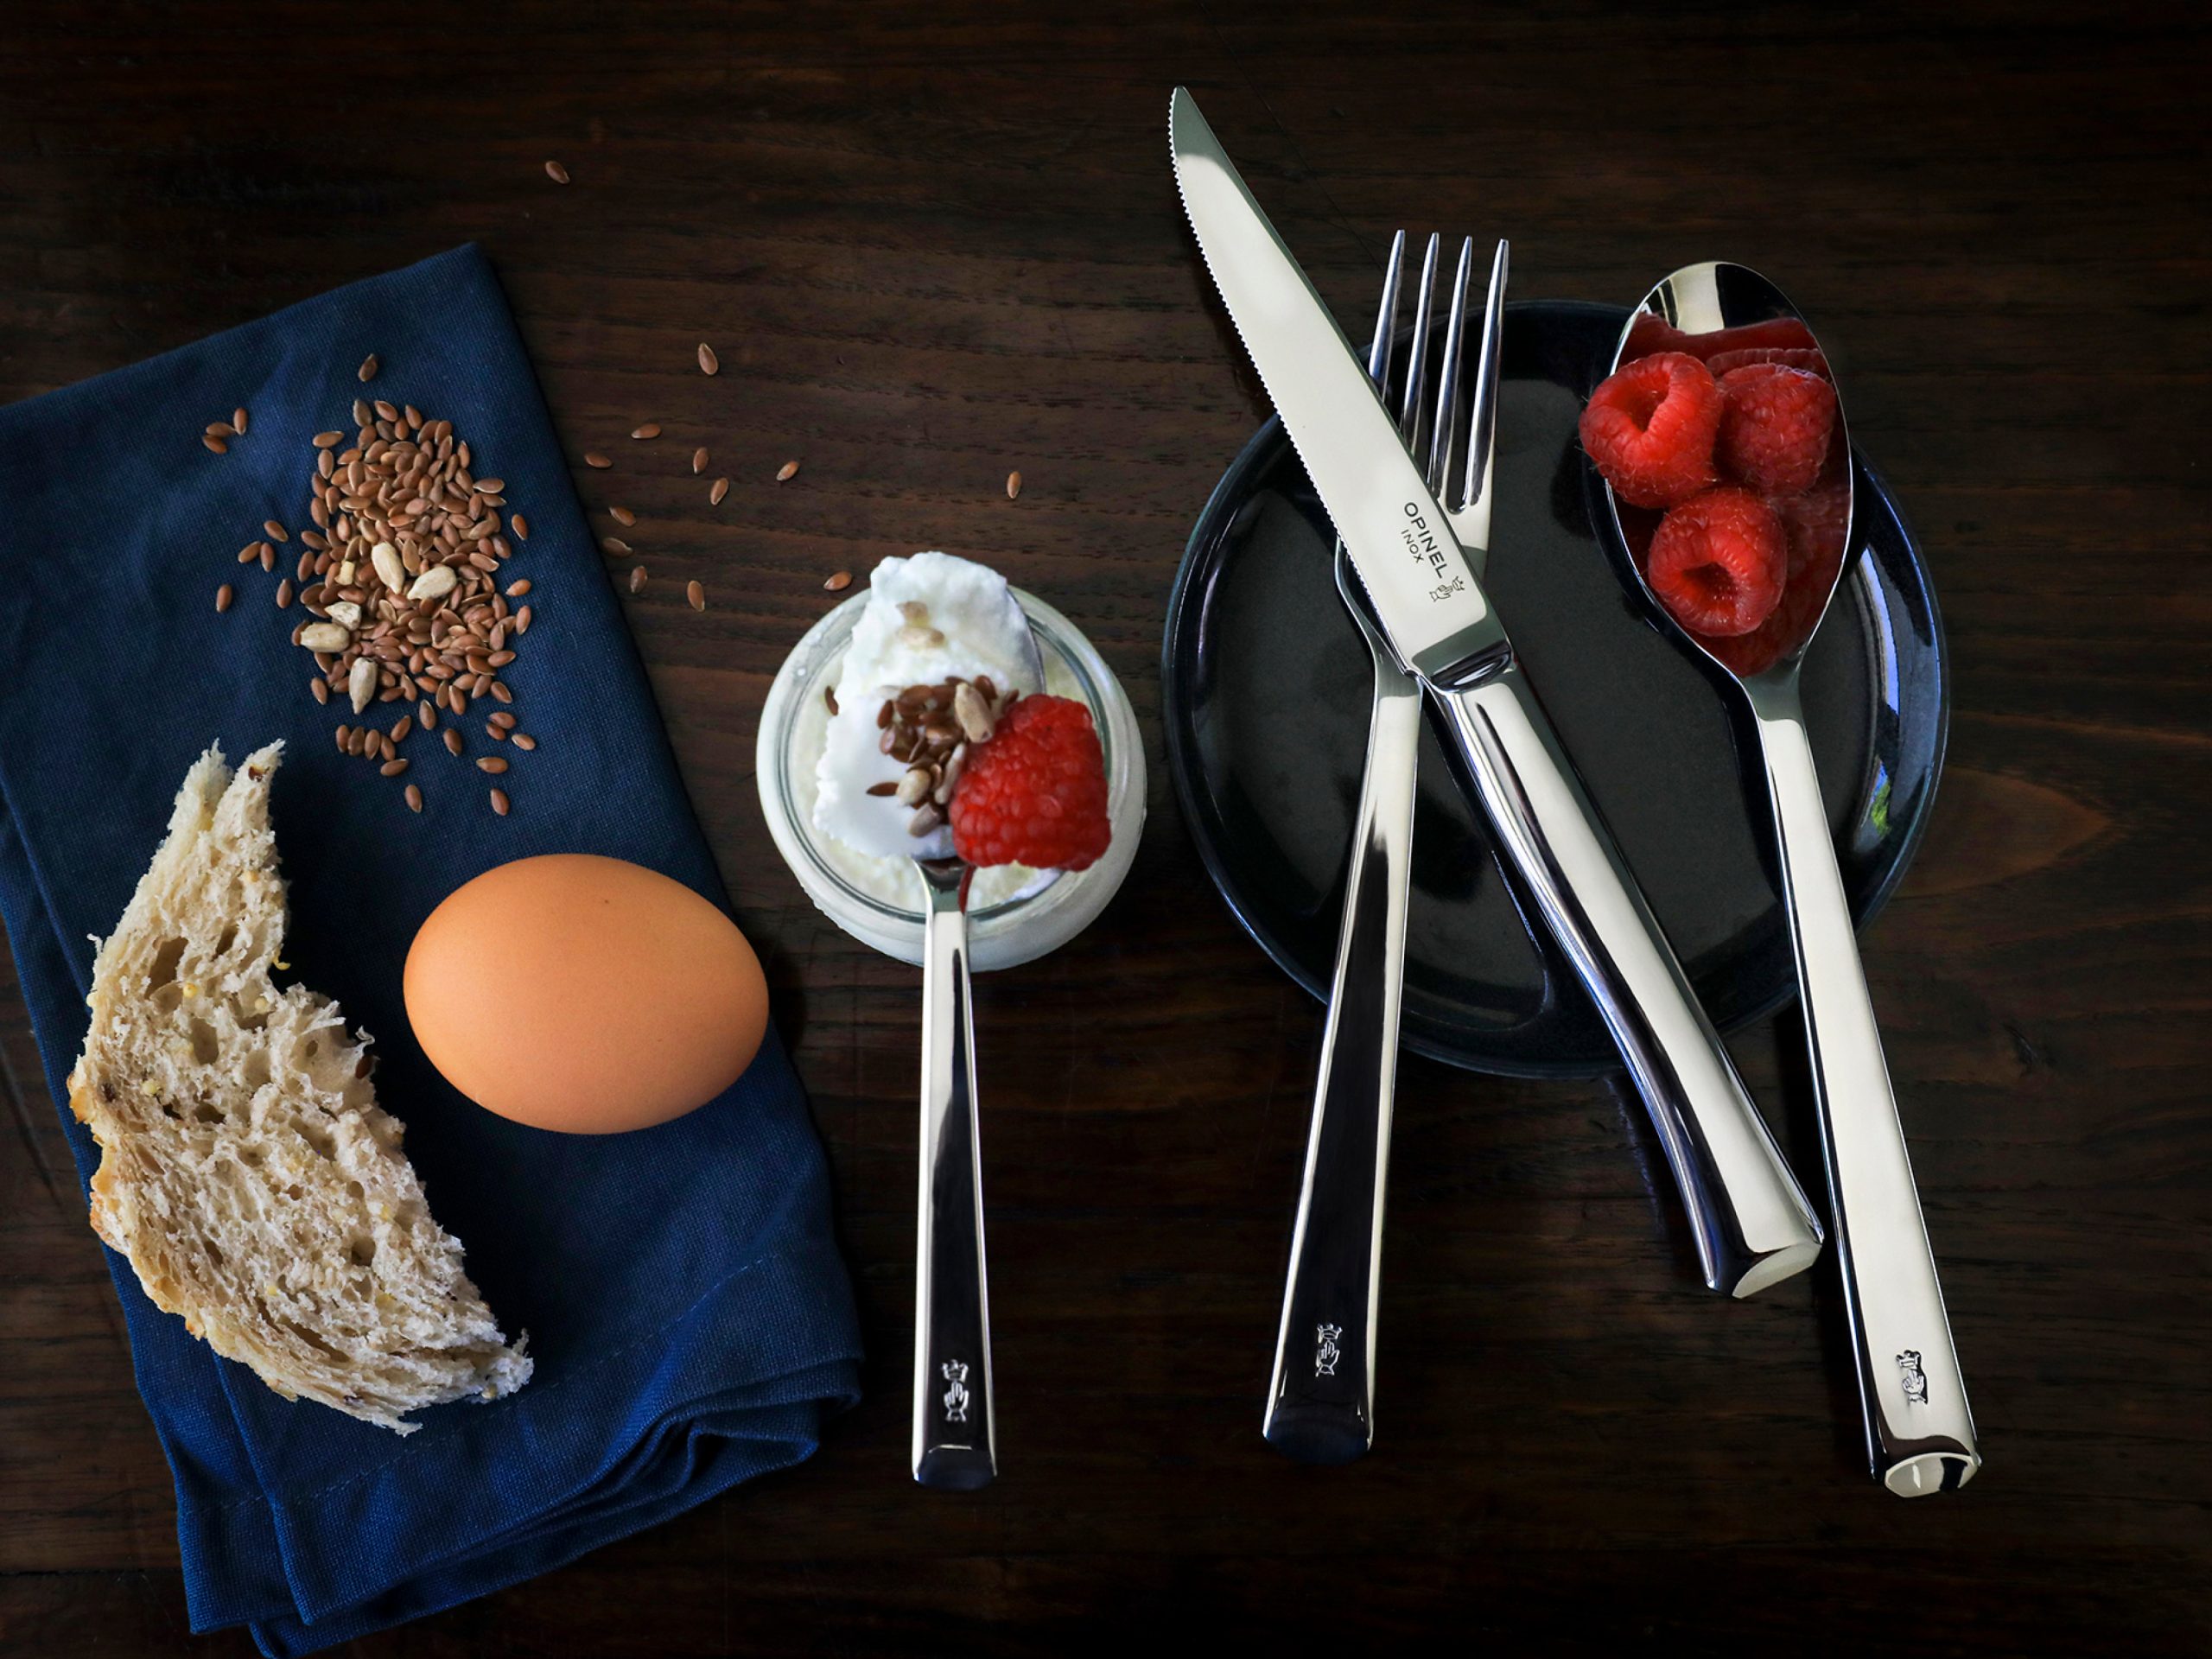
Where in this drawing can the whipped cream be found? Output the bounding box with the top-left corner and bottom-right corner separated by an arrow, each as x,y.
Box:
810,552 -> 1049,891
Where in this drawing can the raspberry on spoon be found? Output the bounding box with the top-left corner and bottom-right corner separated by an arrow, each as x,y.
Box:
1578,351 -> 1724,510
1645,487 -> 1789,639
1715,363 -> 1838,495
949,694 -> 1111,872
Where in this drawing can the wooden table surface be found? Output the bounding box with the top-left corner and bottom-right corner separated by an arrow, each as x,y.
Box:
2,3 -> 2205,1653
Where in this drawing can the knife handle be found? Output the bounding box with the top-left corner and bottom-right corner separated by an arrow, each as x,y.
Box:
1263,658 -> 1422,1464
1435,669 -> 1824,1297
912,864 -> 996,1491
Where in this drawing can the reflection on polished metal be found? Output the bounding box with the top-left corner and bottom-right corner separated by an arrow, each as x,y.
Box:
1601,264 -> 1980,1495
911,855 -> 996,1491
1263,231 -> 1427,1464
1170,84 -> 1822,1303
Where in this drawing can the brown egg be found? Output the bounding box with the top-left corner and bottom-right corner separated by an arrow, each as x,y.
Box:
404,855 -> 768,1134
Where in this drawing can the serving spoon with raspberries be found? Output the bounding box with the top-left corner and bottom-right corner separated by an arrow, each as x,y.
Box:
1586,263 -> 1980,1497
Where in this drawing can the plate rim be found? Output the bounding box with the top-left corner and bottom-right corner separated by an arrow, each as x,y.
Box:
1160,297 -> 1951,1079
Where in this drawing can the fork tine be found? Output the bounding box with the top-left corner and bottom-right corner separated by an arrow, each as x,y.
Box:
1365,230 -> 1405,389
1397,232 -> 1440,450
1458,238 -> 1510,543
1427,237 -> 1476,498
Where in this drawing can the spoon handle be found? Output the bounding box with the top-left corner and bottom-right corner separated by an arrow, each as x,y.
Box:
1749,686 -> 1980,1495
1436,667 -> 1825,1297
1263,650 -> 1421,1464
912,863 -> 995,1491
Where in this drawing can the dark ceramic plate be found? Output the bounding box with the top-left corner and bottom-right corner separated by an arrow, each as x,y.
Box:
1162,300 -> 1948,1078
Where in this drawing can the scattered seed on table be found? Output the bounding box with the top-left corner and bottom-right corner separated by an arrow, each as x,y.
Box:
692,447 -> 709,474
1007,470 -> 1022,499
311,678 -> 329,705
258,543 -> 275,572
505,578 -> 532,597
687,580 -> 706,612
628,565 -> 647,594
233,406 -> 249,435
709,476 -> 729,505
477,755 -> 509,774
203,435 -> 228,454
544,160 -> 569,184
334,725 -> 351,753
824,570 -> 852,591
697,343 -> 719,376
215,583 -> 234,612
489,787 -> 511,817
443,728 -> 464,757
514,605 -> 533,633
486,722 -> 508,742
511,513 -> 530,541
206,422 -> 235,439
373,398 -> 397,422
264,520 -> 289,543
511,733 -> 537,752
358,353 -> 378,382
419,700 -> 437,730
584,452 -> 612,469
489,681 -> 514,704
609,505 -> 636,526
631,423 -> 660,441
776,460 -> 799,482
380,759 -> 410,778
276,579 -> 293,608
489,711 -> 517,731
602,537 -> 631,555
236,543 -> 259,564
404,784 -> 423,813
474,477 -> 505,495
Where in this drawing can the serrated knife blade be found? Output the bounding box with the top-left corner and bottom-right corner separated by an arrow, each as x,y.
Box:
1169,89 -> 1510,689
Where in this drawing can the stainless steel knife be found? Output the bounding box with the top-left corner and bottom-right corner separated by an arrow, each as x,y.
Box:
1171,86 -> 1823,1296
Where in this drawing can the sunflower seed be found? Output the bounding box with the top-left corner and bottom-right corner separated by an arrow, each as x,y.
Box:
407,564 -> 458,601
370,541 -> 405,591
895,766 -> 932,806
347,657 -> 378,714
299,621 -> 351,651
906,804 -> 944,837
954,682 -> 994,743
697,343 -> 719,376
544,160 -> 569,184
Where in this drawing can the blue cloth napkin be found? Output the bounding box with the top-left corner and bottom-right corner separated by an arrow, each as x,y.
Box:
0,246 -> 863,1655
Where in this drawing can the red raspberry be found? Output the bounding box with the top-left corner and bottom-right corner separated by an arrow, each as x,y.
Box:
949,694 -> 1111,871
1705,345 -> 1830,379
1715,364 -> 1837,495
1579,352 -> 1723,509
1645,487 -> 1787,639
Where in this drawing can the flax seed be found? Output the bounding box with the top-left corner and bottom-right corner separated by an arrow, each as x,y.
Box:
311,677 -> 330,705
631,423 -> 660,441
697,343 -> 719,376
511,512 -> 530,541
276,579 -> 293,608
602,537 -> 631,555
609,505 -> 636,527
359,353 -> 378,382
776,460 -> 799,482
215,583 -> 234,612
505,578 -> 532,598
264,520 -> 289,543
233,407 -> 250,435
313,430 -> 344,448
237,543 -> 259,564
204,435 -> 228,454
207,422 -> 235,439
258,542 -> 276,572
510,733 -> 537,751
444,728 -> 464,757
405,783 -> 423,812
544,160 -> 569,184
824,569 -> 852,591
489,680 -> 513,704
489,787 -> 511,816
692,447 -> 709,474
391,715 -> 412,743
584,453 -> 612,469
709,475 -> 729,506
477,755 -> 508,774
1007,469 -> 1021,499
687,580 -> 706,612
628,564 -> 647,594
380,758 -> 410,778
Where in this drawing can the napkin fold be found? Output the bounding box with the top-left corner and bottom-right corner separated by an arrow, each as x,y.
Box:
0,246 -> 862,1655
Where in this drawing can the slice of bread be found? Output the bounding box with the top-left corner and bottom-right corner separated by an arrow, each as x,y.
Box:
67,741 -> 530,1433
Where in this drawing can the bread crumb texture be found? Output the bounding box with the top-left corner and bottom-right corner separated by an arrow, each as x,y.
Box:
67,742 -> 531,1433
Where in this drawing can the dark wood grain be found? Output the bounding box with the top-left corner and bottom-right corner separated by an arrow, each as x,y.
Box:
1,3 -> 2206,1654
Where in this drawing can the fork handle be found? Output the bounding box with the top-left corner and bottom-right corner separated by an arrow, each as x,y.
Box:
912,868 -> 995,1491
1263,658 -> 1422,1463
1436,666 -> 1825,1297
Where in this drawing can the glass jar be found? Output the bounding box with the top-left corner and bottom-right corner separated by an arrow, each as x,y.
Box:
756,588 -> 1145,970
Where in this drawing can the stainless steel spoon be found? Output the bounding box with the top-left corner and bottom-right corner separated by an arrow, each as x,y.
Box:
1597,264 -> 1980,1495
911,854 -> 995,1490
